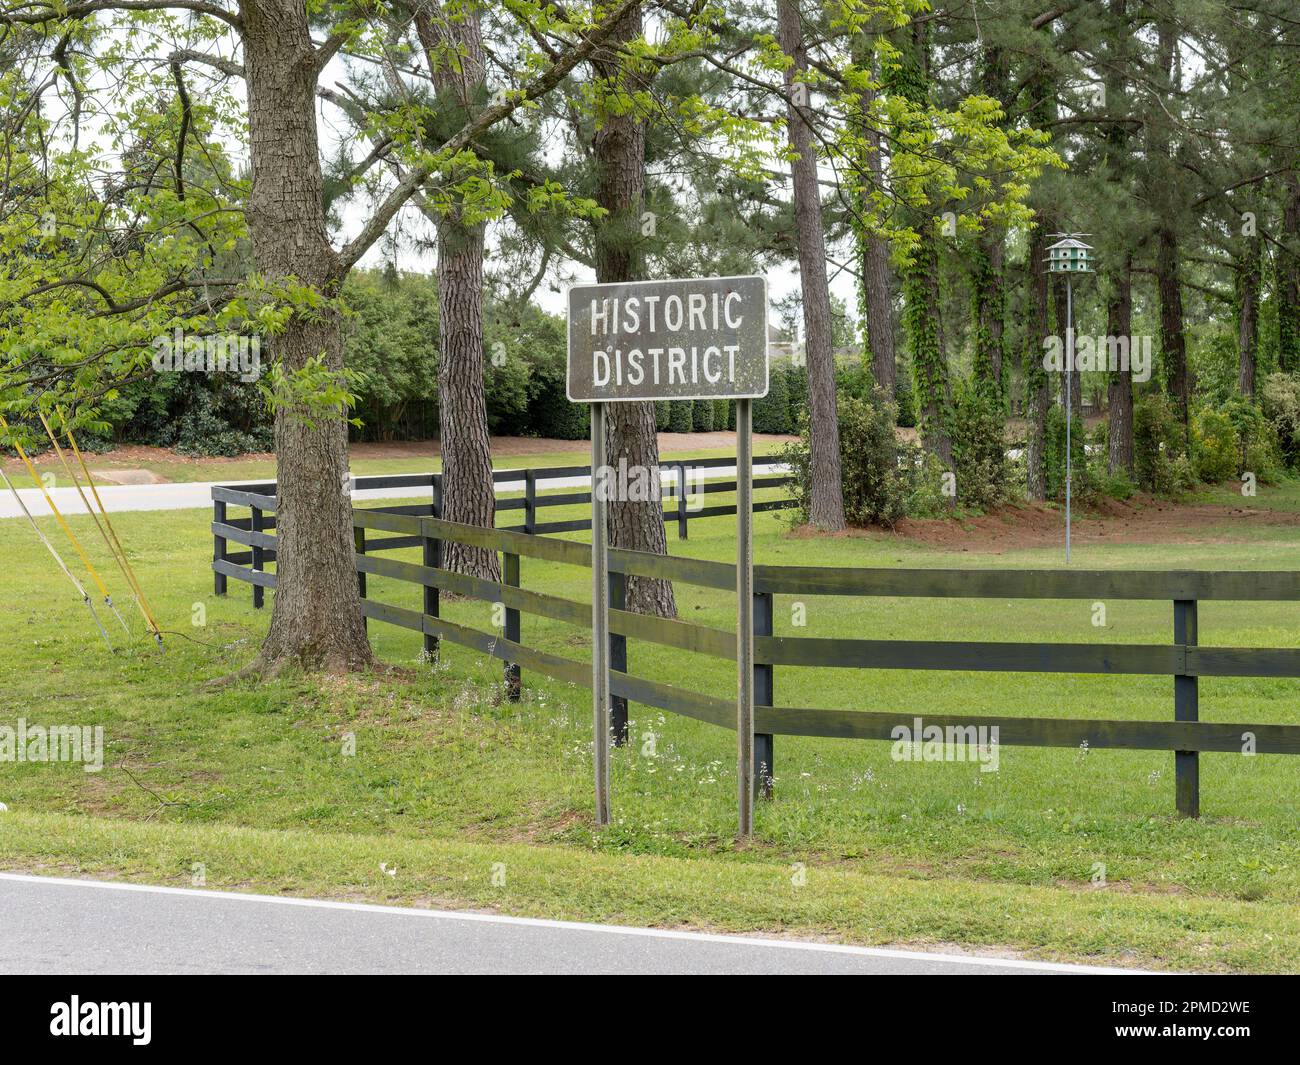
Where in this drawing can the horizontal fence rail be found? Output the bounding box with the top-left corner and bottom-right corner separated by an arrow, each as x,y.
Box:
211,458 -> 1300,817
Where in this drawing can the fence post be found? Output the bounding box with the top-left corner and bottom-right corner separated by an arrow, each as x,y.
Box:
213,499 -> 227,596
503,551 -> 521,700
609,569 -> 628,746
423,476 -> 442,663
1174,598 -> 1200,818
677,462 -> 689,539
355,524 -> 367,634
524,469 -> 536,534
755,590 -> 775,798
251,506 -> 264,609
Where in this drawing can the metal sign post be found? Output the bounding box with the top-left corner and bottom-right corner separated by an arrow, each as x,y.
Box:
590,401 -> 611,825
735,397 -> 755,837
567,275 -> 768,835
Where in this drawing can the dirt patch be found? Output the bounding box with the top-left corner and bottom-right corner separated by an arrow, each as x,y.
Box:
792,496 -> 1300,551
89,468 -> 169,485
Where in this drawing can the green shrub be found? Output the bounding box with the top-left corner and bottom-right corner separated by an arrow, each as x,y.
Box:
1222,397 -> 1281,482
1044,405 -> 1091,501
786,361 -> 808,429
783,388 -> 909,528
1191,406 -> 1238,483
526,352 -> 588,440
691,398 -> 714,432
654,401 -> 670,432
1133,392 -> 1189,495
894,370 -> 917,428
949,381 -> 1011,510
726,399 -> 737,431
1261,373 -> 1300,469
753,364 -> 791,434
713,399 -> 729,431
668,400 -> 693,433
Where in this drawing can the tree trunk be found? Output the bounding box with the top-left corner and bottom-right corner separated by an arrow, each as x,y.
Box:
1279,171 -> 1300,374
1107,253 -> 1135,475
590,5 -> 675,617
853,63 -> 895,397
1025,222 -> 1051,501
1154,17 -> 1189,441
1237,234 -> 1261,399
1104,0 -> 1134,475
242,0 -> 373,672
1157,225 -> 1189,431
421,8 -> 498,581
437,218 -> 499,580
971,232 -> 1005,400
778,0 -> 845,530
973,43 -> 1008,399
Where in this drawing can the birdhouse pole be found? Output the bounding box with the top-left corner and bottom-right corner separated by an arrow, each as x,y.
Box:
1045,235 -> 1095,564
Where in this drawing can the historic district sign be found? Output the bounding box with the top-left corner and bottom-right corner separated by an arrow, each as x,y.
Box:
567,275 -> 769,402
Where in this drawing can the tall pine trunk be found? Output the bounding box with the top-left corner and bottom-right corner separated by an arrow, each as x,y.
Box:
1237,234 -> 1261,399
851,48 -> 895,397
778,0 -> 845,530
591,5 -> 675,617
1107,254 -> 1135,474
422,8 -> 498,580
243,0 -> 372,672
1279,171 -> 1300,373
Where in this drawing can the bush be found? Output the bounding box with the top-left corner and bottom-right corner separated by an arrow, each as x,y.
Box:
783,388 -> 909,528
1044,405 -> 1091,501
713,399 -> 729,431
1133,392 -> 1190,495
948,381 -> 1011,510
654,400 -> 670,432
786,361 -> 808,428
726,399 -> 737,431
753,364 -> 791,434
691,398 -> 714,432
1261,373 -> 1300,469
526,349 -> 588,440
668,400 -> 693,433
1191,406 -> 1238,483
1222,397 -> 1281,482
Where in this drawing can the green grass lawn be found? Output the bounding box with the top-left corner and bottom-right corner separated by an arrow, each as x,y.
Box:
1,481 -> 1298,971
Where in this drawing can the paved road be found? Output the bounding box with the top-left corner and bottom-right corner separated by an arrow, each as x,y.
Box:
0,463 -> 786,519
0,873 -> 1140,975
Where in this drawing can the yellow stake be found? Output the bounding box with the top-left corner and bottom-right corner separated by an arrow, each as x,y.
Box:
60,413 -> 164,647
0,414 -> 127,633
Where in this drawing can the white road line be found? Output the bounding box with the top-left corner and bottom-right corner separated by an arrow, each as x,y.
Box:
0,872 -> 1149,974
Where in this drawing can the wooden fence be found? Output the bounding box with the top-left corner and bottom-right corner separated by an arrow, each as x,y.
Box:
210,461 -> 1300,819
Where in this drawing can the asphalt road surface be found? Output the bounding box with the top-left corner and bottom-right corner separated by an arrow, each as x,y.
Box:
0,463 -> 786,519
0,873 -> 1141,976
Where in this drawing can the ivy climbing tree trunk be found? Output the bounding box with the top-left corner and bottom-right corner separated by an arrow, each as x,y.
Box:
895,20 -> 951,467
1025,220 -> 1051,501
243,0 -> 373,673
777,0 -> 845,530
590,3 -> 675,617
